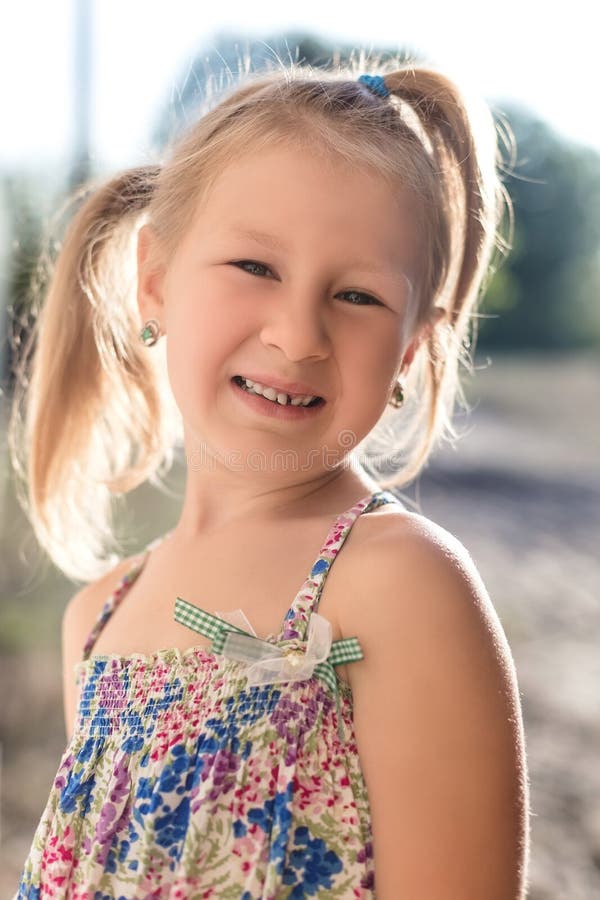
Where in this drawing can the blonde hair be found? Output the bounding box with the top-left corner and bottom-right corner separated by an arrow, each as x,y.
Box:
8,56 -> 512,582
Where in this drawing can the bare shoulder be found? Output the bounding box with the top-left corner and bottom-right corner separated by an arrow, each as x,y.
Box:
342,510 -> 530,898
344,505 -> 521,715
62,553 -> 140,646
344,506 -> 505,653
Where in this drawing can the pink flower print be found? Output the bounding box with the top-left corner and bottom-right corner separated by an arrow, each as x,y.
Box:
168,731 -> 185,750
233,835 -> 254,856
39,829 -> 74,885
148,666 -> 170,694
293,774 -> 323,814
150,730 -> 170,763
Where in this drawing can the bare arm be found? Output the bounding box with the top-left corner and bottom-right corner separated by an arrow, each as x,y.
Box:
345,516 -> 530,899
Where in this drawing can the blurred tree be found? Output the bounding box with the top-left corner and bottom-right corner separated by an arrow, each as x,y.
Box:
480,104 -> 600,349
1,175 -> 49,396
150,30 -> 415,151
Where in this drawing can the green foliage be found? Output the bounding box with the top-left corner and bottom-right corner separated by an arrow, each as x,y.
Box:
478,105 -> 600,349
1,174 -> 57,392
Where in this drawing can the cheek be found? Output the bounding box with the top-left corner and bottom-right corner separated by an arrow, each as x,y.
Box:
164,290 -> 252,402
166,269 -> 256,338
349,321 -> 404,384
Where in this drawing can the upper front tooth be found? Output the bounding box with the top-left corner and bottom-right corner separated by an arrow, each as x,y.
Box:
242,377 -> 316,404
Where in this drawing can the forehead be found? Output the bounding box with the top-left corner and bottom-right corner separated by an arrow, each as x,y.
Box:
189,144 -> 422,276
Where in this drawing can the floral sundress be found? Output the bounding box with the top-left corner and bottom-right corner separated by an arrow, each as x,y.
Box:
15,489 -> 402,899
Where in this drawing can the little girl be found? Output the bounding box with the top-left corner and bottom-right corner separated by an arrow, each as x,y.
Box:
11,60 -> 529,898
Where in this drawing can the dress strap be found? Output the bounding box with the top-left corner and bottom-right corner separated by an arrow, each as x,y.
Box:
277,489 -> 402,644
81,536 -> 165,661
173,489 -> 401,739
82,490 -> 401,661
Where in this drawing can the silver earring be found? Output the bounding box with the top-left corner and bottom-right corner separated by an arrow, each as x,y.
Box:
388,379 -> 405,409
139,318 -> 162,346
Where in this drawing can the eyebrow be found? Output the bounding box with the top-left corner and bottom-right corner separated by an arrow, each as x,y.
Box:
228,226 -> 414,293
230,227 -> 288,253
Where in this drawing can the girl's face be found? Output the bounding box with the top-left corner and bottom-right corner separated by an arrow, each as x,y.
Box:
139,143 -> 424,480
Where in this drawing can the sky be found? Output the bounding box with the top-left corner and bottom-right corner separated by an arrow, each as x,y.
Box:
1,0 -> 597,172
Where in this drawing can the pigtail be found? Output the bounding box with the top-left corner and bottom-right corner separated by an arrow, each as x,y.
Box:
385,67 -> 500,324
9,165 -> 181,582
373,66 -> 508,486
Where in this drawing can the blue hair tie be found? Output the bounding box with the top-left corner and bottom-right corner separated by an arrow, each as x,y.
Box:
357,74 -> 390,99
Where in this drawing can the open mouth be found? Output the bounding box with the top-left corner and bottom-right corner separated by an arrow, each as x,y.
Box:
232,376 -> 325,408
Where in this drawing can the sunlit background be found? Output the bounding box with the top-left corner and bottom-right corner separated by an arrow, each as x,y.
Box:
1,2 -> 599,897
3,0 -> 600,168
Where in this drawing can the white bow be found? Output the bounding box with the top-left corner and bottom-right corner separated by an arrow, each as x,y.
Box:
213,609 -> 333,686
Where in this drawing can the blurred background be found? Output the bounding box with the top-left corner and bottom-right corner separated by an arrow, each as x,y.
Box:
1,1 -> 599,896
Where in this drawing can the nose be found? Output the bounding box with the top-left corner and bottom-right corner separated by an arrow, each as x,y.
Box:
259,291 -> 331,362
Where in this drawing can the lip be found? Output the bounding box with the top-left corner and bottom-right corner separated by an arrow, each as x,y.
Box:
234,372 -> 326,400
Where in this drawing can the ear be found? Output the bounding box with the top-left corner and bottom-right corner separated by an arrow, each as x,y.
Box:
399,335 -> 420,373
399,306 -> 446,375
137,224 -> 167,327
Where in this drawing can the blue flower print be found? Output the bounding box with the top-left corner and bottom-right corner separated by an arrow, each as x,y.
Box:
222,686 -> 281,729
310,558 -> 330,577
247,782 -> 295,874
78,736 -> 100,762
155,795 -> 191,853
59,768 -> 96,815
94,893 -> 129,900
268,783 -> 294,874
233,818 -> 247,837
16,884 -> 40,899
121,734 -> 144,754
156,743 -> 190,793
282,825 -> 343,896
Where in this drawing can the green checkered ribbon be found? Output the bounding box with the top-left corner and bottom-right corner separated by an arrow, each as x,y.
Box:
174,596 -> 363,739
